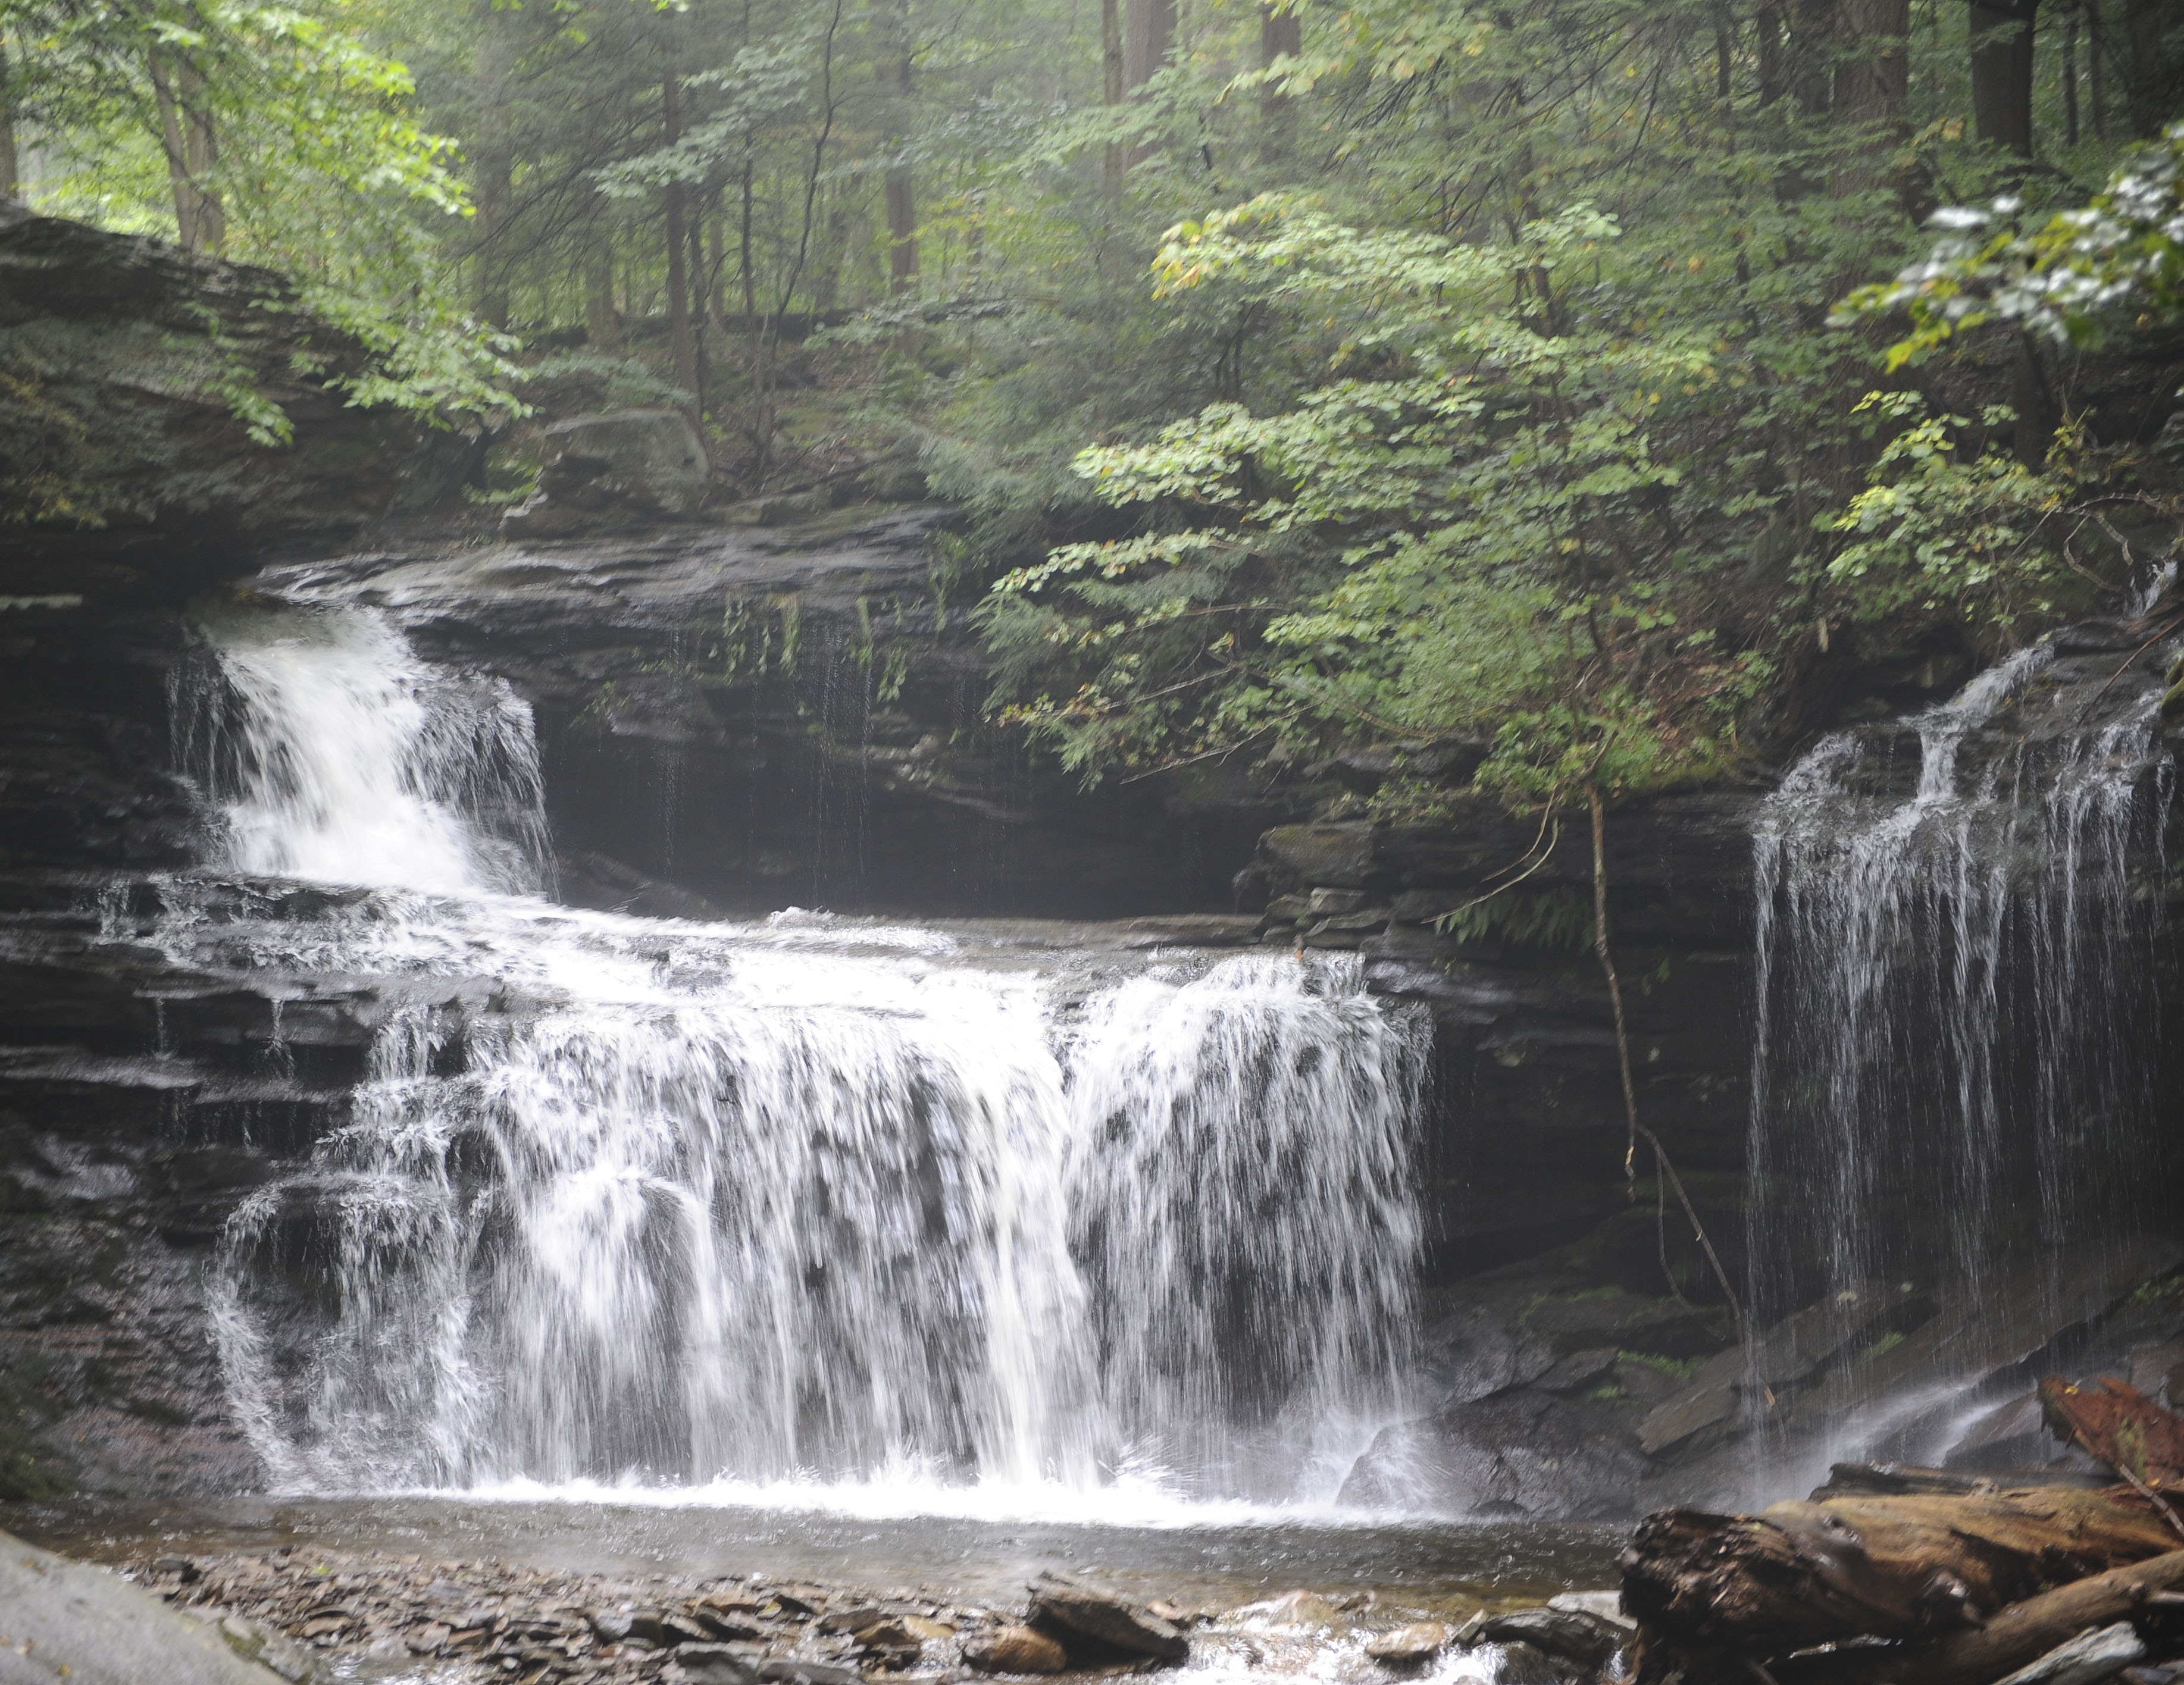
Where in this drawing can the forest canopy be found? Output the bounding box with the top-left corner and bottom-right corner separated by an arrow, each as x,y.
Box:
5,0 -> 2181,800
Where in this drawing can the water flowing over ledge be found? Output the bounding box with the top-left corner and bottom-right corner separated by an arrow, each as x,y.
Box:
1744,634 -> 2179,1482
170,601 -> 1434,1511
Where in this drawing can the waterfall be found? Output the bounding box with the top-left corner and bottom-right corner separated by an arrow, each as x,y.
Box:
1748,638 -> 2174,1439
186,605 -> 1429,1504
174,605 -> 552,897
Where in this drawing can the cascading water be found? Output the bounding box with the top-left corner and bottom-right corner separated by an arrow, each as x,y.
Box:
1747,635 -> 2176,1465
182,603 -> 1431,1507
174,606 -> 553,897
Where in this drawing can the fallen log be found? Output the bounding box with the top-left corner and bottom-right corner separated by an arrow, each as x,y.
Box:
1773,1546 -> 2184,1685
1622,1484 -> 2180,1670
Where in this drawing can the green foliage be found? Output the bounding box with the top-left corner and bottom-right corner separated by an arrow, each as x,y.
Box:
1825,391 -> 2075,627
1841,121 -> 2184,364
984,193 -> 1772,798
11,0 -> 518,426
15,0 -> 2184,769
1434,887 -> 1592,951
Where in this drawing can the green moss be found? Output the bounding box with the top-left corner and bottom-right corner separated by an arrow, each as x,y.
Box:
1617,1350 -> 1704,1381
1858,1328 -> 1907,1364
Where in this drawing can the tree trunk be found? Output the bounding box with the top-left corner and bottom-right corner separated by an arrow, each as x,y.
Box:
1758,0 -> 1786,102
707,189 -> 725,320
583,250 -> 621,350
471,0 -> 514,328
1968,0 -> 2039,158
2087,0 -> 2108,136
1259,4 -> 1300,163
1123,0 -> 1174,90
1776,1548 -> 2184,1685
149,53 -> 220,253
739,154 -> 756,318
0,42 -> 19,198
177,59 -> 221,252
878,52 -> 913,290
2119,0 -> 2172,137
1100,0 -> 1124,195
1833,0 -> 1910,193
2011,329 -> 2058,468
662,72 -> 701,421
1122,0 -> 1174,167
1623,1485 -> 2180,1672
2063,2 -> 2080,142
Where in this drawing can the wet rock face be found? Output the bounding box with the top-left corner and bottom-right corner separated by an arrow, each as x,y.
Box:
502,410 -> 710,537
262,515 -> 1282,917
0,202 -> 467,596
1240,794 -> 1761,1283
0,875 -> 392,1498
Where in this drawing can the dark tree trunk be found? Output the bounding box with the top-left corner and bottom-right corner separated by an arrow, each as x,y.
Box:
1758,0 -> 1786,101
1969,0 -> 2039,158
1122,0 -> 1174,167
662,72 -> 702,421
2088,0 -> 2110,136
1124,0 -> 1174,90
0,44 -> 18,198
876,0 -> 916,292
2063,2 -> 2080,142
583,250 -> 621,350
1101,0 -> 1124,195
1833,0 -> 1911,193
471,0 -> 514,327
2119,0 -> 2175,136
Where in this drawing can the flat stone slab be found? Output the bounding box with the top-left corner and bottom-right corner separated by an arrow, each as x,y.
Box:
0,1527 -> 289,1684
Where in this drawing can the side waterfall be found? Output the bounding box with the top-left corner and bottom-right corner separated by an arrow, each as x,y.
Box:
1748,640 -> 2174,1461
182,606 -> 1429,1501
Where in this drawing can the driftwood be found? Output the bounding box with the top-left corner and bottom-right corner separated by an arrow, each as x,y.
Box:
1773,1546 -> 2184,1685
1621,1483 -> 2180,1677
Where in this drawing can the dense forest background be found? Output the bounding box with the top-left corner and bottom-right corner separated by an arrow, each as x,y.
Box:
4,0 -> 2182,807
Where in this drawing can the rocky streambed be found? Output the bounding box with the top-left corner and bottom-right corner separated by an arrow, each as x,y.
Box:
4,1503 -> 1634,1685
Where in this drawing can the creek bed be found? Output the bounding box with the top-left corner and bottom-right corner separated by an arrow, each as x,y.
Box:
4,1496 -> 1623,1682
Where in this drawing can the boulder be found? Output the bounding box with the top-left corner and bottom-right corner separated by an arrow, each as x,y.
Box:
0,1527 -> 292,1683
1257,823 -> 1382,891
1365,1622 -> 1451,1665
1481,1606 -> 1627,1671
1339,1389 -> 1650,1520
501,410 -> 708,536
1027,1573 -> 1189,1663
961,1626 -> 1068,1674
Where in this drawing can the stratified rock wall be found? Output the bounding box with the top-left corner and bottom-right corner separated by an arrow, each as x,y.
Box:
0,202 -> 469,597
